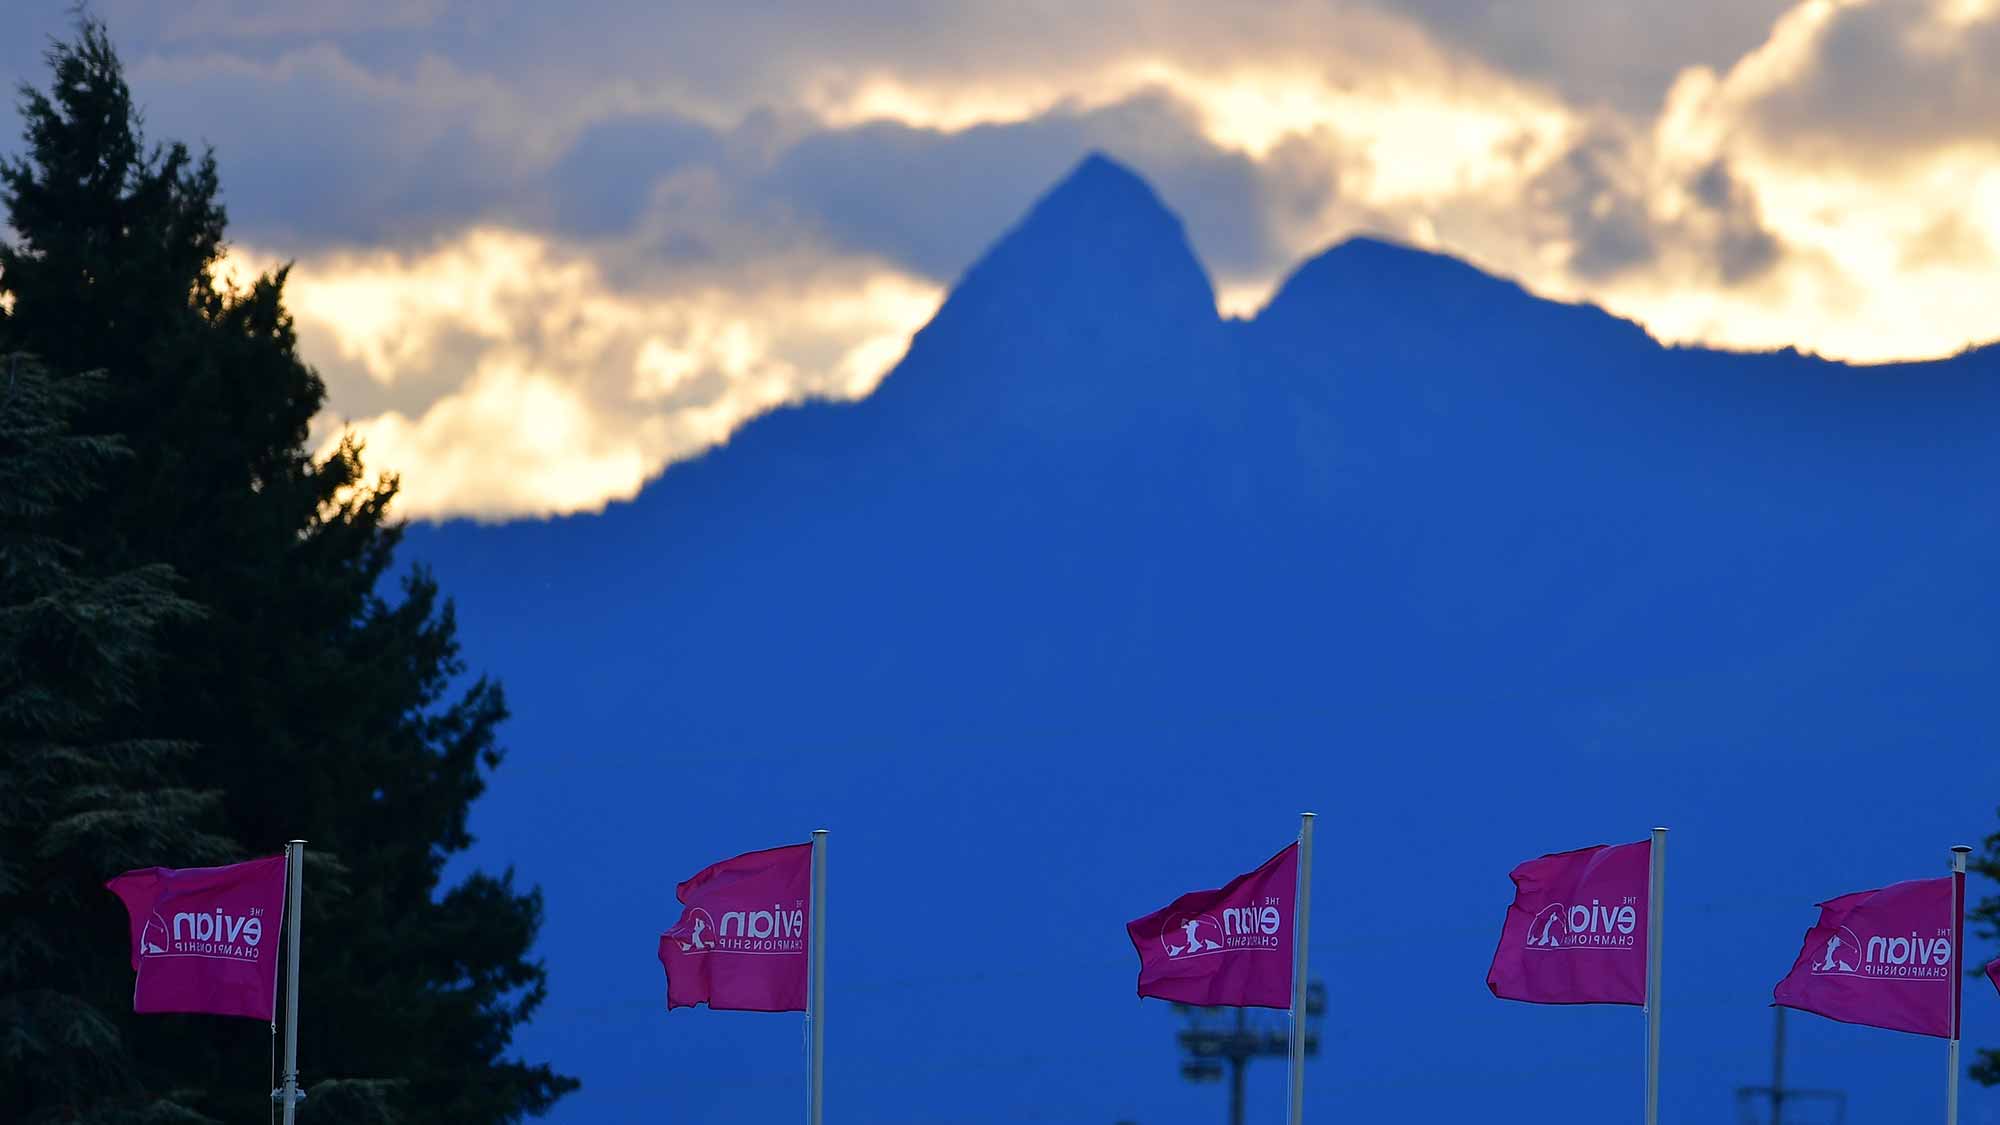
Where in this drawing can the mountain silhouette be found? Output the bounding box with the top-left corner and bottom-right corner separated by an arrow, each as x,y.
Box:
402,152 -> 2000,1124
864,151 -> 1225,446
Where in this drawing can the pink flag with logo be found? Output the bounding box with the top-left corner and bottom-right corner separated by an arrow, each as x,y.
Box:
1487,839 -> 1650,1006
658,842 -> 812,1012
1772,874 -> 1961,1038
105,855 -> 288,1020
1126,843 -> 1297,1009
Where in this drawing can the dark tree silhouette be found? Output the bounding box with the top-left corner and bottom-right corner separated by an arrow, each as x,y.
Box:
0,353 -> 228,1124
0,23 -> 575,1123
1973,831 -> 2000,1086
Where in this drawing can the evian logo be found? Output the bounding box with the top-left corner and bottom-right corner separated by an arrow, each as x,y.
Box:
143,905 -> 266,961
673,908 -> 717,953
1810,924 -> 1951,980
1163,912 -> 1221,958
1162,899 -> 1283,960
675,902 -> 806,955
141,912 -> 171,955
1524,898 -> 1639,951
1809,926 -> 1863,974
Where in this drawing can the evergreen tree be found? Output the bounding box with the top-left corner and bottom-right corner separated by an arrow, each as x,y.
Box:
0,352 -> 225,1123
1,24 -> 575,1121
1974,829 -> 2000,1085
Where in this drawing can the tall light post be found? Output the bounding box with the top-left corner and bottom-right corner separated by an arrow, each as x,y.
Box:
1736,1007 -> 1847,1125
1174,981 -> 1324,1125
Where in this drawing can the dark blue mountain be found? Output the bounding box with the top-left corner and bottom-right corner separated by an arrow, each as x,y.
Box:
409,154 -> 2000,1124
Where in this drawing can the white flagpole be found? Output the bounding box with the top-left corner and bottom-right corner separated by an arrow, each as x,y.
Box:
809,829 -> 827,1125
1288,811 -> 1315,1125
1949,844 -> 1971,1125
280,840 -> 306,1125
1645,827 -> 1666,1125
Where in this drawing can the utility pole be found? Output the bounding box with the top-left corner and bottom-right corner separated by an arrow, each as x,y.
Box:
1737,1008 -> 1846,1125
1174,982 -> 1324,1125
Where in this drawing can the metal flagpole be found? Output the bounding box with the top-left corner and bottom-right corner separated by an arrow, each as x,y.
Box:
1645,827 -> 1666,1125
809,829 -> 827,1125
279,840 -> 306,1125
1949,844 -> 1971,1125
1288,812 -> 1315,1125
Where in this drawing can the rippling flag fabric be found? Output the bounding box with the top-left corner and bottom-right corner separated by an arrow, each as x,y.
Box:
1125,843 -> 1297,1009
658,842 -> 813,1012
1772,874 -> 1960,1039
1486,839 -> 1651,1006
105,855 -> 289,1019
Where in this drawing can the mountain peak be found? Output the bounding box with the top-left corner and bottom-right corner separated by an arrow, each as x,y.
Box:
1042,151 -> 1164,213
932,152 -> 1217,326
863,153 -> 1224,441
1254,234 -> 1654,353
1266,236 -> 1527,311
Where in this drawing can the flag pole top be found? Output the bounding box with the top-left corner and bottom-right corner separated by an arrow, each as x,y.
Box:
288,839 -> 306,846
1952,845 -> 1973,853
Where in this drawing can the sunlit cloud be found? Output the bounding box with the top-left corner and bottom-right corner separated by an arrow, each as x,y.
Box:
225,232 -> 941,520
800,55 -> 1575,191
1556,0 -> 2000,359
792,52 -> 1579,318
45,0 -> 2000,519
779,0 -> 2000,362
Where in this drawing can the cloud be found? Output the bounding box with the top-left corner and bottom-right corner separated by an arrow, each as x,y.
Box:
125,46 -> 539,247
760,93 -> 1279,282
1591,0 -> 2000,358
547,113 -> 726,236
149,0 -> 447,41
1688,160 -> 1782,284
1508,123 -> 1780,287
1525,128 -> 1661,280
14,0 -> 2000,519
245,230 -> 941,521
1385,0 -> 1797,112
757,53 -> 1581,308
1736,0 -> 2000,162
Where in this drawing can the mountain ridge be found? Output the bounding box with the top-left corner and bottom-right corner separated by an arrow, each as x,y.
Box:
422,151 -> 1998,537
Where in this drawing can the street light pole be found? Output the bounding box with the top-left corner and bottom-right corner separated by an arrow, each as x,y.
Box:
1230,1007 -> 1246,1125
1174,983 -> 1324,1125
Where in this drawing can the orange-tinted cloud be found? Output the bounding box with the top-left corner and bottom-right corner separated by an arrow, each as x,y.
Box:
25,0 -> 1996,519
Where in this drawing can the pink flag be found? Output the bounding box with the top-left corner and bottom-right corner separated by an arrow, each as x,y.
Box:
1773,874 -> 1961,1039
1126,843 -> 1297,1009
1487,839 -> 1650,1006
1986,956 -> 2000,999
658,842 -> 812,1012
105,855 -> 288,1020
